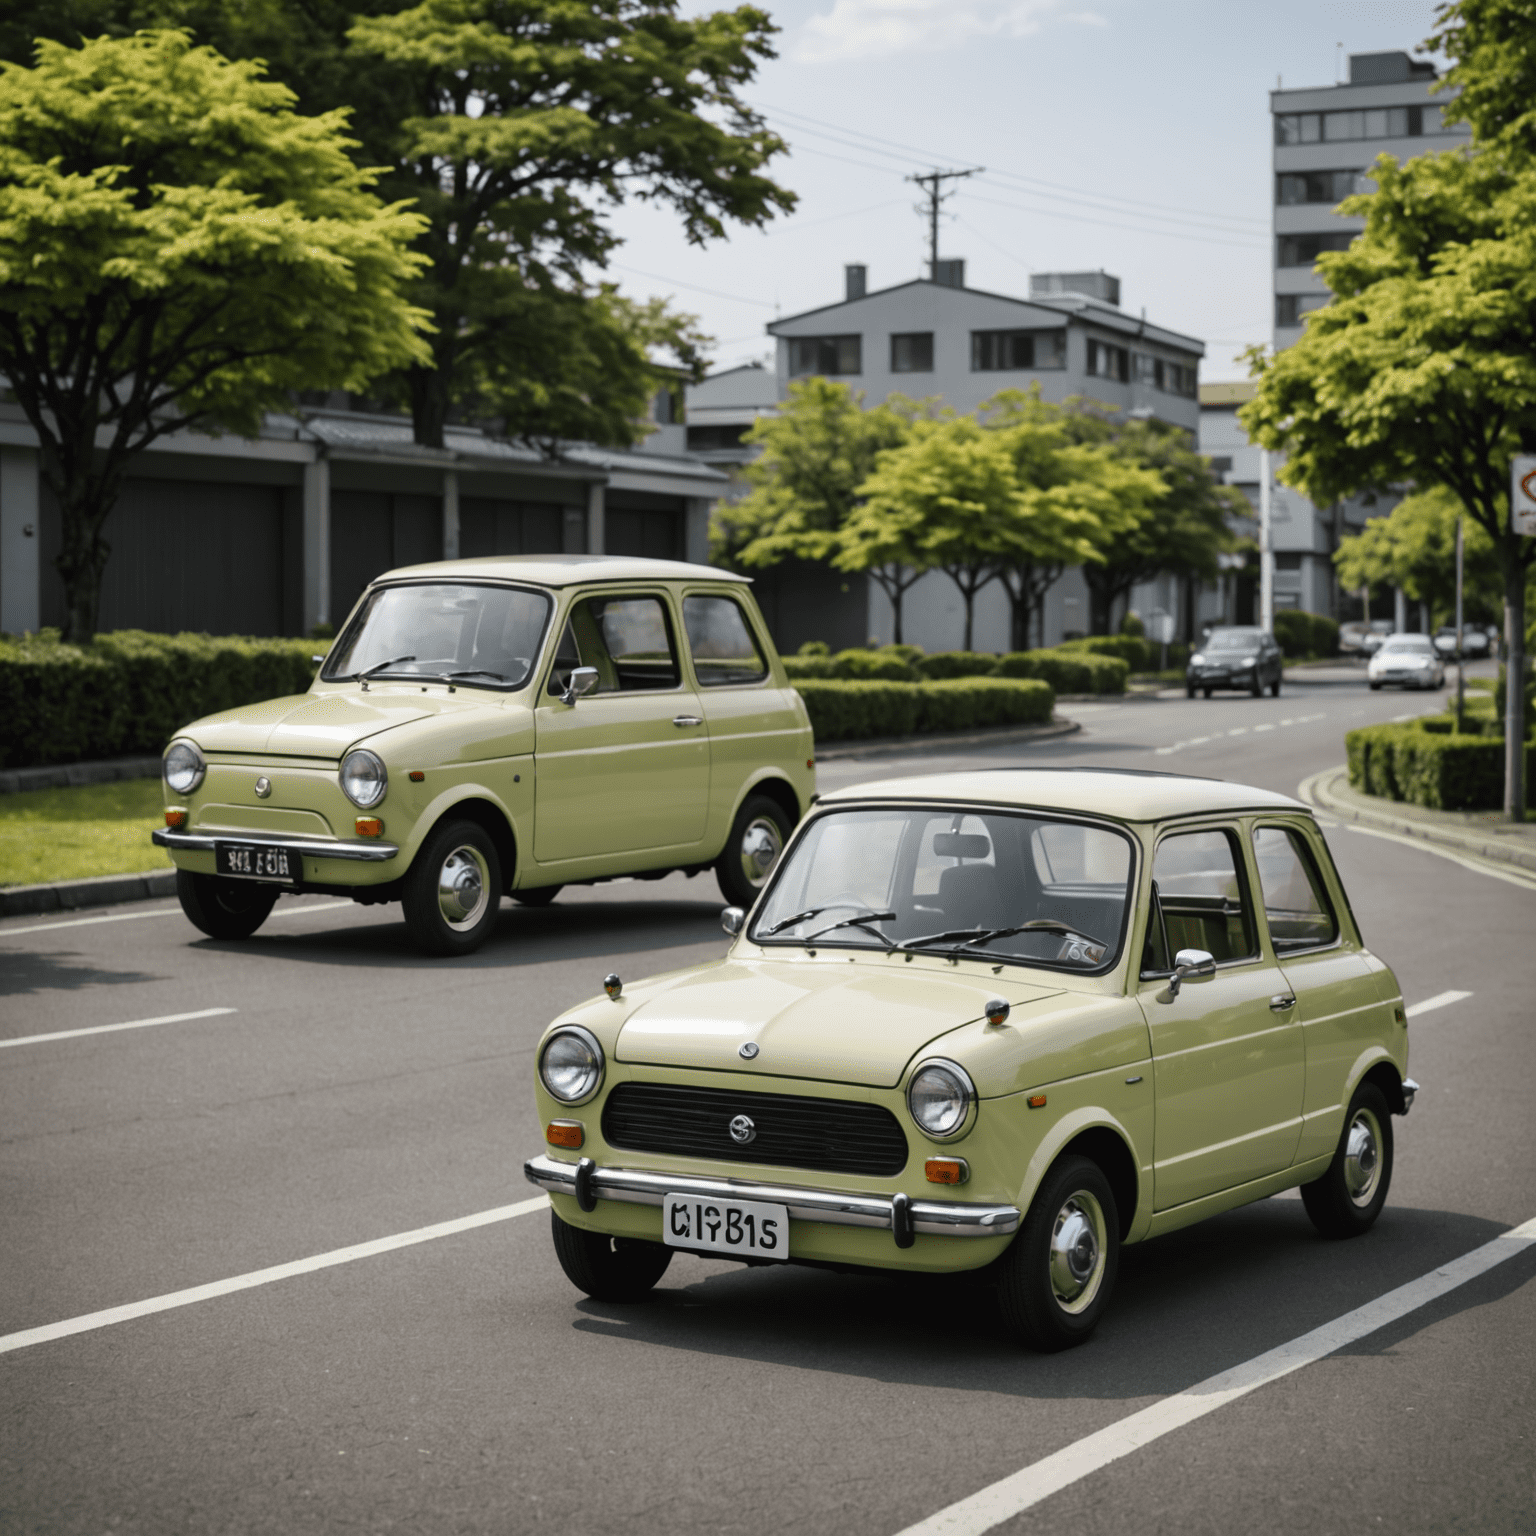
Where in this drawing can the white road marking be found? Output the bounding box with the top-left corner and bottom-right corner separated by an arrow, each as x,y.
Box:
0,1195 -> 551,1356
1340,821 -> 1536,892
897,1216 -> 1536,1536
1156,713 -> 1326,757
1253,723 -> 1275,732
0,1007 -> 237,1050
1,899 -> 354,940
1405,989 -> 1473,1019
1227,728 -> 1249,736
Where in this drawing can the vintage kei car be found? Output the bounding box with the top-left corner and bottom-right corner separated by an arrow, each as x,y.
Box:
153,556 -> 814,955
524,768 -> 1417,1351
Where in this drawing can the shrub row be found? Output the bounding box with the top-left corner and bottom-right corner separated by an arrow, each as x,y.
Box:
0,630 -> 323,769
784,645 -> 1127,694
1272,610 -> 1340,659
1345,719 -> 1536,811
793,676 -> 1054,742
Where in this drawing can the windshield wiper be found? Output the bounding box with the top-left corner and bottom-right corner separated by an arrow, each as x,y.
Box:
354,653 -> 416,683
802,910 -> 897,947
899,918 -> 1105,954
442,668 -> 507,683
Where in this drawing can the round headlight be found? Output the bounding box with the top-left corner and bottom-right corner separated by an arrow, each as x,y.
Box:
539,1026 -> 604,1104
340,748 -> 387,808
907,1059 -> 975,1140
1190,653 -> 1205,666
163,740 -> 205,795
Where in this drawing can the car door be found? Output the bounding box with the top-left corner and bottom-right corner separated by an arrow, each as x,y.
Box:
533,589 -> 710,863
1139,825 -> 1304,1211
1250,822 -> 1383,1165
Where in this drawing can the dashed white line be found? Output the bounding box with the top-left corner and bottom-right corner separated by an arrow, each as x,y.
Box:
897,1216 -> 1536,1536
1156,713 -> 1325,757
0,1007 -> 238,1050
1405,989 -> 1473,1019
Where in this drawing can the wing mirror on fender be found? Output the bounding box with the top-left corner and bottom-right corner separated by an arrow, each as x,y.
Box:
559,666 -> 600,706
1156,948 -> 1216,1004
721,906 -> 745,937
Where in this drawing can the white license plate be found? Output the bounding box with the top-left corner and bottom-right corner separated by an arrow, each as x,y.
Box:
215,841 -> 296,883
663,1193 -> 787,1259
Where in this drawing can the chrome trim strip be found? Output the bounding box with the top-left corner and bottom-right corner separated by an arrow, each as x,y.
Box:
152,828 -> 399,863
523,1154 -> 1019,1238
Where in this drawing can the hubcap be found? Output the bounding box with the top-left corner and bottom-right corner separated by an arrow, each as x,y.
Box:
1049,1190 -> 1108,1314
437,845 -> 490,930
1344,1107 -> 1383,1206
737,817 -> 783,890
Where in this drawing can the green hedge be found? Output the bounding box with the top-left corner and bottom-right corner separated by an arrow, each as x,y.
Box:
917,650 -> 999,680
782,647 -> 920,681
794,676 -> 1053,742
1272,610 -> 1339,659
1058,634 -> 1150,669
993,649 -> 1129,695
1345,718 -> 1535,811
0,630 -> 323,769
786,642 -> 1130,694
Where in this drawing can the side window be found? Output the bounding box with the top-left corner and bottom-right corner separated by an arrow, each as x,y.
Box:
1252,826 -> 1339,952
1149,828 -> 1256,965
546,594 -> 680,694
682,594 -> 768,687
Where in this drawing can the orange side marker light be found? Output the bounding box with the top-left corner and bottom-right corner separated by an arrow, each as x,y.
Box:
546,1121 -> 584,1149
408,770 -> 425,782
354,816 -> 384,838
1027,1094 -> 1048,1109
164,808 -> 187,829
925,1157 -> 968,1184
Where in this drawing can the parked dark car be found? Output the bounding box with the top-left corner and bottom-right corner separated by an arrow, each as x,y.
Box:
1186,627 -> 1284,698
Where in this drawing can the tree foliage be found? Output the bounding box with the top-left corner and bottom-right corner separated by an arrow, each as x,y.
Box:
0,29 -> 430,640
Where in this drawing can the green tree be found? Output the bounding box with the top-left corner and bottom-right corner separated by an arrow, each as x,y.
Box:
0,30 -> 430,641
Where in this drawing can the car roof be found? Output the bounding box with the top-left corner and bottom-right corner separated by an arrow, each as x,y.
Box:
372,554 -> 750,588
819,768 -> 1307,824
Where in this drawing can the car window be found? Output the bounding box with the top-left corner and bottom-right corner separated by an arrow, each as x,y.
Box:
1148,828 -> 1256,965
1382,636 -> 1434,652
547,594 -> 681,694
1205,630 -> 1262,652
682,595 -> 768,687
1252,826 -> 1338,952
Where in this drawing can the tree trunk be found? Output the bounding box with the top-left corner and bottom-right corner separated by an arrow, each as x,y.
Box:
1504,556 -> 1527,822
1009,581 -> 1030,653
409,362 -> 451,450
47,451 -> 121,645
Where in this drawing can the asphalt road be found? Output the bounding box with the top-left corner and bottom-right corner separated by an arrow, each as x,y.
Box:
3,662 -> 1532,1535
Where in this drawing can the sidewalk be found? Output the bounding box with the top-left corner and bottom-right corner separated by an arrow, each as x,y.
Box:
1300,764 -> 1536,877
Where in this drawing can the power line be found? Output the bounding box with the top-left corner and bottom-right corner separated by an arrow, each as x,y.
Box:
608,262 -> 777,310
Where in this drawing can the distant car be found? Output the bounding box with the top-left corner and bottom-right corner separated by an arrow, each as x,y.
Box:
1185,627 -> 1284,698
1359,621 -> 1395,657
1339,621 -> 1373,656
1368,634 -> 1445,691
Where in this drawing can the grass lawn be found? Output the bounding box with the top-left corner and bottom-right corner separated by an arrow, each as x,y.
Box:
0,777 -> 169,888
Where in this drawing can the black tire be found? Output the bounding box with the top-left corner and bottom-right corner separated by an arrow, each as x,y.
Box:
715,793 -> 793,909
1250,677 -> 1263,697
1203,687 -> 1213,699
511,885 -> 563,907
176,869 -> 278,940
1301,1081 -> 1394,1239
1185,685 -> 1196,698
998,1154 -> 1120,1352
400,818 -> 502,956
1270,675 -> 1282,697
1369,681 -> 1381,691
550,1209 -> 673,1302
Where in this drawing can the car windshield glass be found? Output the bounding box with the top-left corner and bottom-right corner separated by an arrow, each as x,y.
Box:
1382,637 -> 1433,652
1205,631 -> 1262,652
750,807 -> 1135,972
325,583 -> 552,689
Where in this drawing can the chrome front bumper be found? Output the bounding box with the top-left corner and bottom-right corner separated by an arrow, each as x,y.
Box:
152,828 -> 400,863
524,1154 -> 1020,1240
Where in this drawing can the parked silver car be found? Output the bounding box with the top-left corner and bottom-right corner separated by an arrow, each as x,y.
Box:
1368,634 -> 1445,691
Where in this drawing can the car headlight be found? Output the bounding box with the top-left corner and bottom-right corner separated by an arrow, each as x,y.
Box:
340,748 -> 387,808
539,1026 -> 605,1104
907,1058 -> 975,1141
1190,653 -> 1205,666
163,739 -> 205,795
1238,656 -> 1256,668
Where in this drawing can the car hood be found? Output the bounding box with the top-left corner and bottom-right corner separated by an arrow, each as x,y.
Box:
614,957 -> 1064,1089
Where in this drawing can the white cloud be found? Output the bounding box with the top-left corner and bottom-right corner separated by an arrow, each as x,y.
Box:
792,0 -> 1106,64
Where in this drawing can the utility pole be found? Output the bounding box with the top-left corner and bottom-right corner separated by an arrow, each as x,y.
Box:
906,167 -> 981,278
1454,511 -> 1465,733
1259,447 -> 1275,634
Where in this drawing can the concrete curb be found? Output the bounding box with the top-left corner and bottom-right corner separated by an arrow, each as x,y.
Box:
1299,765 -> 1536,876
814,716 -> 1081,762
1,868 -> 178,919
0,756 -> 162,795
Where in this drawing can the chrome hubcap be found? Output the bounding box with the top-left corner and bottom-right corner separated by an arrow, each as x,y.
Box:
1344,1108 -> 1383,1206
738,817 -> 783,889
1049,1190 -> 1107,1314
437,845 -> 490,930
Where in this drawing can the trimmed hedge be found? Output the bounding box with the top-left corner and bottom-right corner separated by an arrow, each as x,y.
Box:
0,630 -> 323,769
785,642 -> 1130,694
917,650 -> 999,680
1058,634 -> 1149,670
993,649 -> 1129,695
1346,718 -> 1535,811
794,676 -> 1053,742
782,647 -> 920,681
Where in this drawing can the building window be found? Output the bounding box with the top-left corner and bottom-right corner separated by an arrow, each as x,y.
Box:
789,334 -> 861,376
1277,232 -> 1354,267
1274,104 -> 1449,146
1136,354 -> 1197,397
1276,293 -> 1330,326
1277,169 -> 1367,205
1086,338 -> 1129,384
686,423 -> 750,452
890,332 -> 934,373
970,329 -> 1066,371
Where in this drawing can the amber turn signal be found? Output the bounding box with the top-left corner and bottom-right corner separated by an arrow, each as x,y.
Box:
1027,1094 -> 1048,1109
164,808 -> 188,829
925,1157 -> 968,1184
408,770 -> 425,782
546,1120 -> 584,1149
984,998 -> 1010,1026
354,816 -> 384,837
603,973 -> 623,999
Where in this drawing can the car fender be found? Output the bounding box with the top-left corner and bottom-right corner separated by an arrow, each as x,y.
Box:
1012,1100 -> 1150,1245
1340,1041 -> 1410,1113
397,776 -> 528,875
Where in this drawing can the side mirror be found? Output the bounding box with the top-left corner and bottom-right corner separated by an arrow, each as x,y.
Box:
721,906 -> 745,937
1156,947 -> 1216,1004
560,666 -> 600,706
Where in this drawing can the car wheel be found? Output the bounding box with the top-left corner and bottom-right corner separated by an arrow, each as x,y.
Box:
176,870 -> 278,940
1270,674 -> 1281,697
511,885 -> 563,907
550,1209 -> 673,1302
401,818 -> 502,956
1250,677 -> 1263,697
1369,681 -> 1381,691
1300,1082 -> 1394,1239
997,1154 -> 1119,1352
716,794 -> 793,909
1185,685 -> 1196,699
1203,687 -> 1213,699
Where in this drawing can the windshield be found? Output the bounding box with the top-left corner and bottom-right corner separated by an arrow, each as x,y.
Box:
325,583 -> 552,690
1205,630 -> 1262,652
1382,636 -> 1433,652
751,806 -> 1135,972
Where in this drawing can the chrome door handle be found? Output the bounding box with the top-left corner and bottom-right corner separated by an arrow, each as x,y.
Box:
672,714 -> 703,727
1269,994 -> 1297,1013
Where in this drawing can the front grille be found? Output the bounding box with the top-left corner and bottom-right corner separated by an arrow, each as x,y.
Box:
602,1082 -> 909,1178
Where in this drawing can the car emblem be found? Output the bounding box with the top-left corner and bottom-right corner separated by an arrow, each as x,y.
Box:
728,1114 -> 757,1145
254,776 -> 271,798
738,1041 -> 759,1059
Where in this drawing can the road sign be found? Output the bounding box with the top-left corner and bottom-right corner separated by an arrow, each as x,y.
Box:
1145,611 -> 1176,644
1513,455 -> 1536,536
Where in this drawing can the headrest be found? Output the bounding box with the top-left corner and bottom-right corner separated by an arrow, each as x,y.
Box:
933,832 -> 991,859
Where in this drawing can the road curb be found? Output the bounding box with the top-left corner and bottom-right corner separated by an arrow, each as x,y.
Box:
0,756 -> 162,795
1299,765 -> 1536,876
0,869 -> 178,920
814,716 -> 1082,762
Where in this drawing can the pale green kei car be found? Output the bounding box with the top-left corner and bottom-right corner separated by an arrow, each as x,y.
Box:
153,556 -> 814,955
524,768 -> 1417,1351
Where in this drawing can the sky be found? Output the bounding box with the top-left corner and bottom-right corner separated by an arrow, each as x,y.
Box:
601,0 -> 1451,383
